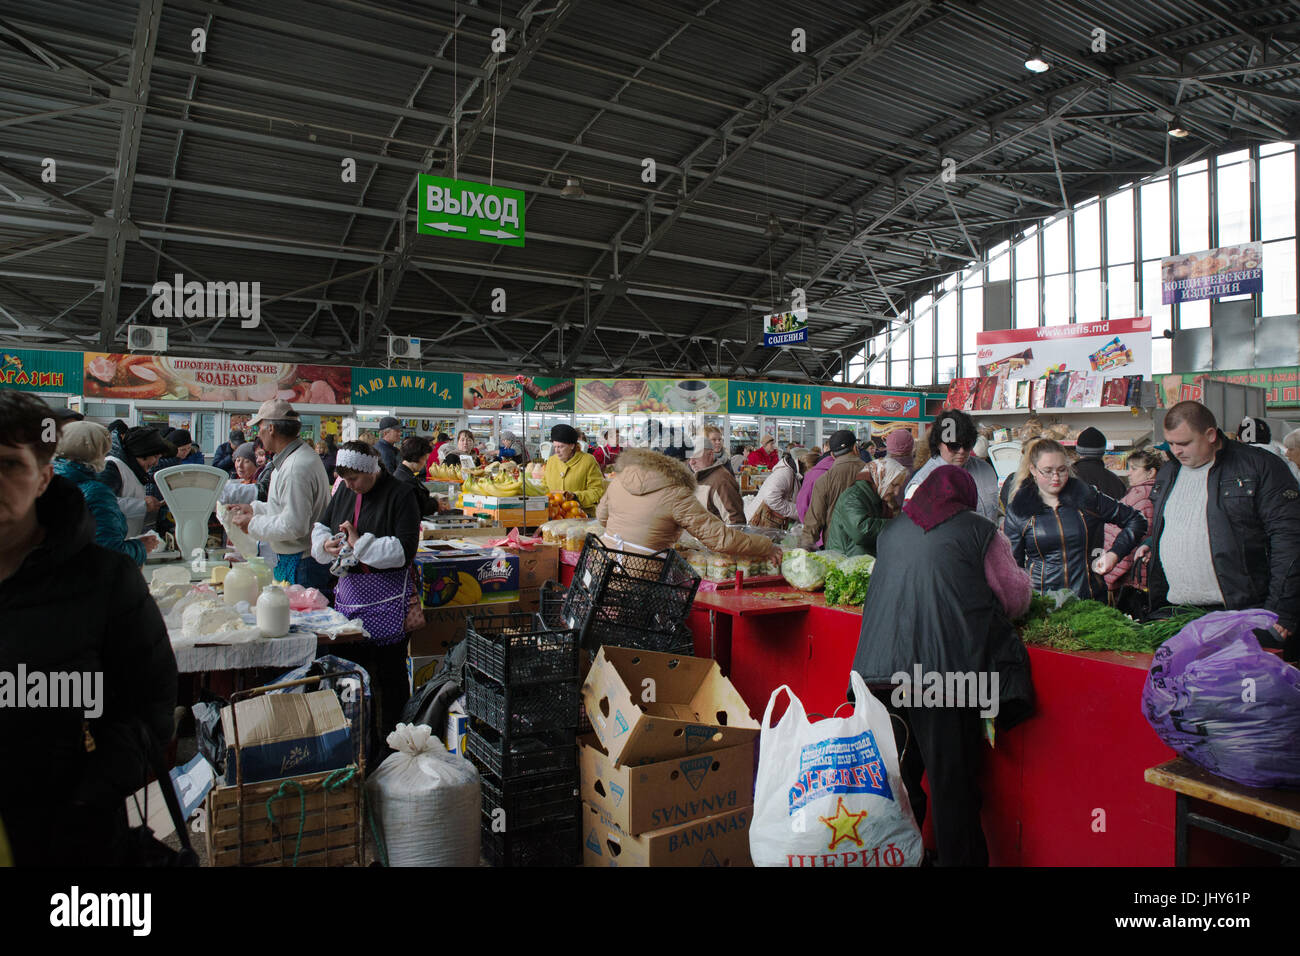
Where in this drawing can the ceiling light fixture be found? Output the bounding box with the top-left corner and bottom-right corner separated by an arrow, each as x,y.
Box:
560,176 -> 585,198
1024,44 -> 1050,73
1167,117 -> 1191,139
764,213 -> 784,239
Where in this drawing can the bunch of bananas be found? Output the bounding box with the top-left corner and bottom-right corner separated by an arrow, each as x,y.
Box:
464,461 -> 527,497
465,475 -> 525,497
426,463 -> 465,481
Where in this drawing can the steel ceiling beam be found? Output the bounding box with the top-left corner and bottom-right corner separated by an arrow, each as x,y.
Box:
97,0 -> 162,349
358,0 -> 577,360
563,0 -> 931,371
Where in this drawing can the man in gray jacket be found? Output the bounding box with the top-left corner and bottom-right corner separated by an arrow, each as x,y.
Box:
226,399 -> 332,591
905,410 -> 1000,522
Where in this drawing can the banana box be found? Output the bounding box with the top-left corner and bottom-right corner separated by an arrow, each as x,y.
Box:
414,548 -> 521,608
463,494 -> 529,529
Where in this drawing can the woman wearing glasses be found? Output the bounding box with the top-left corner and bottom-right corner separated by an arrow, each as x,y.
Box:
1002,437 -> 1147,599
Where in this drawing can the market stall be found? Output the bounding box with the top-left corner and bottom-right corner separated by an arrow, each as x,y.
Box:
684,583 -> 1182,865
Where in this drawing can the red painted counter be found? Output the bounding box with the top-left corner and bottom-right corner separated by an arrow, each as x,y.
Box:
685,586 -> 1179,866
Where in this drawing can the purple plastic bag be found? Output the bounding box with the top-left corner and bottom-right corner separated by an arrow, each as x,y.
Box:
1142,608 -> 1300,789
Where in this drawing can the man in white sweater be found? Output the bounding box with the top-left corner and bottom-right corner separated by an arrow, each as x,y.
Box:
226,399 -> 332,590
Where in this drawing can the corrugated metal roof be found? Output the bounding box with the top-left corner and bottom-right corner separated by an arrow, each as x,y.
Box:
0,0 -> 1297,375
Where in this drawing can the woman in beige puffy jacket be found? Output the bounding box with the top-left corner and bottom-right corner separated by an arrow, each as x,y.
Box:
596,447 -> 777,558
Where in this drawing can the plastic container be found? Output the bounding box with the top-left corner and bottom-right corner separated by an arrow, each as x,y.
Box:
465,722 -> 577,780
562,534 -> 701,652
245,557 -> 274,591
480,817 -> 577,868
463,670 -> 580,736
256,585 -> 291,638
466,612 -> 579,685
222,564 -> 258,608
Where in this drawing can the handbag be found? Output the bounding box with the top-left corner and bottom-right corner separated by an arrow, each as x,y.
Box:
332,492 -> 424,644
125,721 -> 199,867
1113,554 -> 1151,619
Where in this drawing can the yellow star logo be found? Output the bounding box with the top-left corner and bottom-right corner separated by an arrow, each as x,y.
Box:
819,796 -> 869,850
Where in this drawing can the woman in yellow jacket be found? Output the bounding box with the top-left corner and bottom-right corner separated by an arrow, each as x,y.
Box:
544,423 -> 606,510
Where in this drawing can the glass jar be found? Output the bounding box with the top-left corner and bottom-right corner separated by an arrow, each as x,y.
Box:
222,565 -> 258,608
256,585 -> 291,638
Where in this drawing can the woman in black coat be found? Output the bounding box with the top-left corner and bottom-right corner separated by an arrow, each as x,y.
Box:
1002,438 -> 1147,599
390,435 -> 439,517
310,441 -> 421,751
0,392 -> 177,866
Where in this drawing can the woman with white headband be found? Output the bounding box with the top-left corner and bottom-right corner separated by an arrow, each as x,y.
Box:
311,440 -> 422,748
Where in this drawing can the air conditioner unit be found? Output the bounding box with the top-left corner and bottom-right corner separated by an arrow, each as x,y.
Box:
388,335 -> 420,359
126,325 -> 167,351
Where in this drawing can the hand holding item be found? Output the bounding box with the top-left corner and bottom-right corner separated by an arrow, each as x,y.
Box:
1275,623 -> 1293,640
145,495 -> 162,513
323,533 -> 344,557
340,520 -> 359,547
225,503 -> 253,531
142,534 -> 160,555
563,491 -> 576,501
1092,551 -> 1120,576
1130,544 -> 1151,565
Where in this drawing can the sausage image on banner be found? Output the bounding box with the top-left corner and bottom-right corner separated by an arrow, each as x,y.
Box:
84,354 -> 168,399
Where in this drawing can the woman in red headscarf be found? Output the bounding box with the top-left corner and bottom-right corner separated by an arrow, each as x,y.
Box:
849,465 -> 1033,867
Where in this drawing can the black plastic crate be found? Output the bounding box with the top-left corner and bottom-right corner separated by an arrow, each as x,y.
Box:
561,584 -> 698,654
480,818 -> 578,868
464,670 -> 580,735
562,535 -> 701,652
465,721 -> 576,780
538,580 -> 568,629
478,767 -> 578,831
466,611 -> 579,685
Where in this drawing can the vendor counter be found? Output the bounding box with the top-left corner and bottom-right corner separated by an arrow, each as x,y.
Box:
683,585 -> 1180,866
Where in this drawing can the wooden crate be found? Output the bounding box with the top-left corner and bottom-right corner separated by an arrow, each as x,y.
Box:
205,766 -> 364,867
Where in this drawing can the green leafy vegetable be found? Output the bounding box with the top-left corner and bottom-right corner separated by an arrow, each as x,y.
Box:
1019,598 -> 1210,652
824,555 -> 875,607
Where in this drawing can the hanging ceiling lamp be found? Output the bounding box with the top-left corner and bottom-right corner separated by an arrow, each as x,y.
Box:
1024,43 -> 1050,73
560,176 -> 585,198
765,213 -> 784,239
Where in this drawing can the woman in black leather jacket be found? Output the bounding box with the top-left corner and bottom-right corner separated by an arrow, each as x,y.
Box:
1003,438 -> 1147,599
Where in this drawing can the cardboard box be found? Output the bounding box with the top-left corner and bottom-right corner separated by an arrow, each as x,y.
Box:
407,590 -> 539,656
579,735 -> 753,835
581,801 -> 752,867
420,523 -> 499,542
409,654 -> 445,692
517,545 -> 559,589
445,710 -> 470,757
220,690 -> 351,786
583,646 -> 758,767
414,548 -> 520,606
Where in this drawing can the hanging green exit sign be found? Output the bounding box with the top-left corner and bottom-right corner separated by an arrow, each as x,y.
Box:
417,175 -> 525,247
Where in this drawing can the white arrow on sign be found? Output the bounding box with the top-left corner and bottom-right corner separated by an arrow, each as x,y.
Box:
478,228 -> 517,239
428,222 -> 467,233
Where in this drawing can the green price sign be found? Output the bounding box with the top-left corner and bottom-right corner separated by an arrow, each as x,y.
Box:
417,175 -> 525,247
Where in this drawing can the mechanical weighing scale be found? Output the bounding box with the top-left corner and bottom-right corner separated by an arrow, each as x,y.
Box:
153,464 -> 229,568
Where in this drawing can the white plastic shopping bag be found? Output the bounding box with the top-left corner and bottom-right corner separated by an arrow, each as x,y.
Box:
750,671 -> 923,867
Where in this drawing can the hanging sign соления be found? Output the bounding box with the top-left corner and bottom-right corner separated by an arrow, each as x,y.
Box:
763,307 -> 808,346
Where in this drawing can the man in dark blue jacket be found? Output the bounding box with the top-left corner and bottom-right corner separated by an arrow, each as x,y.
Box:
213,428 -> 244,475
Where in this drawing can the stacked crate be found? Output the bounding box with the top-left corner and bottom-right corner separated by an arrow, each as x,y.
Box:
560,534 -> 701,656
463,611 -> 581,866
